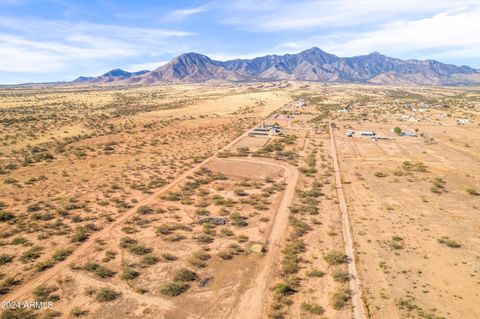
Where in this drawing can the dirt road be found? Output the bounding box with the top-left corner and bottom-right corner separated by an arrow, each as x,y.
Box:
329,125 -> 367,319
226,158 -> 299,319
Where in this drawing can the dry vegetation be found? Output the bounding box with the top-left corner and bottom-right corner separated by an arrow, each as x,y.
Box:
0,81 -> 479,319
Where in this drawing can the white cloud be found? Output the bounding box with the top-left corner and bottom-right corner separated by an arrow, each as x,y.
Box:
169,4 -> 210,19
0,17 -> 193,74
319,8 -> 480,60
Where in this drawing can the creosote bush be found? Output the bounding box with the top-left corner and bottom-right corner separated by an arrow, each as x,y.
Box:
323,250 -> 347,265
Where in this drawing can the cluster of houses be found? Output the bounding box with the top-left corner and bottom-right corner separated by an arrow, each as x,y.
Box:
346,129 -> 417,138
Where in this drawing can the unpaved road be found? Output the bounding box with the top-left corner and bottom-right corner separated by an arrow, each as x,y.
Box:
226,158 -> 299,319
330,125 -> 367,319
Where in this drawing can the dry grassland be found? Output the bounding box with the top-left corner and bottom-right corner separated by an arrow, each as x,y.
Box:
0,81 -> 479,319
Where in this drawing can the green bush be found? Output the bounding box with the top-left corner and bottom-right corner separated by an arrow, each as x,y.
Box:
196,234 -> 213,244
0,308 -> 37,319
0,254 -> 14,265
0,211 -> 14,222
331,289 -> 350,310
437,236 -> 461,248
122,267 -> 140,280
141,255 -> 160,265
323,250 -> 347,265
332,270 -> 350,282
301,302 -> 324,315
160,282 -> 189,296
52,249 -> 73,262
466,188 -> 479,196
19,246 -> 43,263
173,268 -> 198,282
96,288 -> 120,302
307,269 -> 326,278
32,285 -> 59,301
161,253 -> 177,261
127,244 -> 152,255
273,283 -> 296,296
218,251 -> 233,260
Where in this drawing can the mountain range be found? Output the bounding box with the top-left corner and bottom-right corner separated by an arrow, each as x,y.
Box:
74,48 -> 480,86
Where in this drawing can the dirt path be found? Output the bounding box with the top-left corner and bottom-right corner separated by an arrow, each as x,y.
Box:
329,125 -> 367,319
229,158 -> 299,319
0,128 -> 254,305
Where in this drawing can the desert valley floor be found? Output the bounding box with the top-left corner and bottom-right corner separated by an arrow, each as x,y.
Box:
0,82 -> 478,319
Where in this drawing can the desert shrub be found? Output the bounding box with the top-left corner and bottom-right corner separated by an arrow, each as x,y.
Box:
20,246 -> 43,263
220,228 -> 234,237
230,212 -> 248,227
466,188 -> 479,196
193,250 -> 211,261
128,244 -> 152,255
0,308 -> 37,319
173,268 -> 198,282
121,226 -> 137,234
323,250 -> 347,265
0,254 -> 13,265
332,270 -> 350,282
69,307 -> 88,317
136,205 -> 154,215
290,218 -> 311,237
437,236 -> 461,248
218,251 -> 233,260
122,267 -> 140,280
52,249 -> 73,262
389,236 -> 404,250
71,228 -> 89,243
161,253 -> 177,261
164,233 -> 187,242
234,189 -> 248,197
119,237 -> 137,248
160,282 -> 189,297
0,211 -> 14,222
36,260 -> 54,272
331,288 -> 350,310
196,234 -> 213,244
273,283 -> 296,296
11,237 -> 28,245
195,209 -> 210,217
32,285 -> 59,301
0,278 -> 19,295
307,269 -> 326,278
141,255 -> 160,266
157,224 -> 181,235
374,172 -> 387,178
83,263 -> 115,278
301,302 -> 325,315
96,288 -> 120,302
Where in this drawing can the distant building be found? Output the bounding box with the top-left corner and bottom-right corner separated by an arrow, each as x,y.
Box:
249,123 -> 282,136
457,119 -> 470,125
400,132 -> 417,137
359,131 -> 376,137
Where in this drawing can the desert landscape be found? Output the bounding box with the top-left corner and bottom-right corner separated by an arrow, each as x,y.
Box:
0,81 -> 478,319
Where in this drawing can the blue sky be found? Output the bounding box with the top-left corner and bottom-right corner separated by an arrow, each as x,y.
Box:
0,0 -> 479,84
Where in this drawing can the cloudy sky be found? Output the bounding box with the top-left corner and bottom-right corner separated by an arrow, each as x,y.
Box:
0,0 -> 479,84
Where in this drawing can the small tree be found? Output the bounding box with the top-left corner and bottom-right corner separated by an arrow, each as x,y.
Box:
393,127 -> 402,135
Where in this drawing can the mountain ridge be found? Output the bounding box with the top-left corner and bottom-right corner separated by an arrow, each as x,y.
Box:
74,48 -> 480,86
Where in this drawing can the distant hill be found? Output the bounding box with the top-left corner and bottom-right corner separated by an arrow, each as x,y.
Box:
72,69 -> 149,84
73,48 -> 480,86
